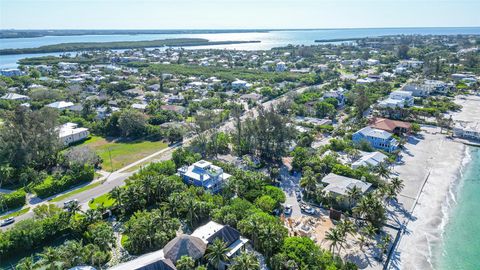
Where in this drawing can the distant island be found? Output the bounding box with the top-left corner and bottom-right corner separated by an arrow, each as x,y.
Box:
0,29 -> 271,39
0,38 -> 261,55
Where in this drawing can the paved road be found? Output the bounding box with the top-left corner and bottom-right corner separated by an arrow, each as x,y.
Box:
1,82 -> 328,230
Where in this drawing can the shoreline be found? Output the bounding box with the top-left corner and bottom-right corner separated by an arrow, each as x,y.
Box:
389,95 -> 480,269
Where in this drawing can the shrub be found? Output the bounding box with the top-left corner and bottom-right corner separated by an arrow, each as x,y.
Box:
0,189 -> 26,212
31,165 -> 95,198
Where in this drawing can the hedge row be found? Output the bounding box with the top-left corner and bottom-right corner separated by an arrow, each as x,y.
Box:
32,165 -> 95,198
0,189 -> 27,213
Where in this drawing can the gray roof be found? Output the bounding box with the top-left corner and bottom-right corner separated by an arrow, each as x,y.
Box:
322,173 -> 372,196
163,235 -> 206,263
355,126 -> 392,140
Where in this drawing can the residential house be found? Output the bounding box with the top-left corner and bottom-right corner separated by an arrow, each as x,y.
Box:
378,90 -> 414,108
323,88 -> 346,107
0,68 -> 23,77
321,173 -> 372,198
1,93 -> 30,101
47,101 -> 75,110
58,123 -> 89,146
192,221 -> 249,270
369,117 -> 412,136
177,160 -> 231,193
352,126 -> 399,152
161,105 -> 186,114
231,79 -> 250,90
276,61 -> 286,72
351,151 -> 388,169
402,83 -> 433,97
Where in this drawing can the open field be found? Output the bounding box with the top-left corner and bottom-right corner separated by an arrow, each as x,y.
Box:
78,136 -> 168,172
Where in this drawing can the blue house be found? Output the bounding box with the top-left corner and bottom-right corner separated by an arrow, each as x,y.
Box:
352,126 -> 399,153
177,160 -> 231,193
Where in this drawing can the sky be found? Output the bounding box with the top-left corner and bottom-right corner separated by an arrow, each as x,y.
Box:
1,0 -> 479,30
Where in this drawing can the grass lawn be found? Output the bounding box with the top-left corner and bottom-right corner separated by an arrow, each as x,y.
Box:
77,136 -> 168,172
50,182 -> 102,202
1,207 -> 30,220
89,193 -> 116,210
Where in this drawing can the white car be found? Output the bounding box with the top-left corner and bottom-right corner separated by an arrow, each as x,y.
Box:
0,217 -> 15,227
63,199 -> 78,208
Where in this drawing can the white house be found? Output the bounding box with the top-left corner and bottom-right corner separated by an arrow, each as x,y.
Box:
378,90 -> 414,108
177,160 -> 231,193
321,173 -> 372,197
402,83 -> 434,97
231,79 -> 250,90
58,123 -> 89,146
192,221 -> 249,270
47,101 -> 75,110
1,93 -> 30,101
351,151 -> 388,169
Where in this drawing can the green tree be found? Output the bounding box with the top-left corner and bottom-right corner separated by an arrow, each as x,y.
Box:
230,251 -> 260,270
204,239 -> 230,269
118,109 -> 147,137
176,255 -> 196,270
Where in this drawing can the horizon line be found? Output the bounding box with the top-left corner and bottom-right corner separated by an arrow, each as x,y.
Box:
2,26 -> 480,31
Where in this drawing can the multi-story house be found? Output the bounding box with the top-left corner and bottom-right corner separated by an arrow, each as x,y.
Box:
352,126 -> 399,153
177,160 -> 231,193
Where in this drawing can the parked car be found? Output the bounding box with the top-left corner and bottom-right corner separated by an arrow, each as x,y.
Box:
0,217 -> 15,227
300,204 -> 316,215
63,199 -> 78,209
284,204 -> 292,216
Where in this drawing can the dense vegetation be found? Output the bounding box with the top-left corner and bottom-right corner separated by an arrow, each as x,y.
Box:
0,39 -> 260,55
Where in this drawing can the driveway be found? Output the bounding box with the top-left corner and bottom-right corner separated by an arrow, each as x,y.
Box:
280,166 -> 302,218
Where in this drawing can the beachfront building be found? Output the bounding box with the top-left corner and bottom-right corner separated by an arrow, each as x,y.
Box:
192,221 -> 249,270
453,121 -> 480,141
321,173 -> 372,207
58,122 -> 89,146
352,126 -> 399,153
351,151 -> 388,169
369,117 -> 412,136
378,90 -> 414,108
177,160 -> 231,193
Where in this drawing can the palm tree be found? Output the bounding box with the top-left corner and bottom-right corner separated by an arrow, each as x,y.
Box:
185,198 -> 199,228
38,247 -> 59,270
176,255 -> 196,270
357,234 -> 367,251
204,239 -> 230,269
375,164 -> 391,180
300,167 -> 317,198
16,256 -> 37,270
346,186 -> 362,209
325,227 -> 346,256
337,219 -> 356,237
390,177 -> 405,195
110,186 -> 123,208
230,251 -> 260,270
362,223 -> 378,239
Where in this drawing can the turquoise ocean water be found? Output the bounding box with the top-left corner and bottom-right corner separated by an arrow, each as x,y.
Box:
437,147 -> 480,269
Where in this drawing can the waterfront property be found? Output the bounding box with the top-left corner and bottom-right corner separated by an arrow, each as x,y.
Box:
177,160 -> 231,193
58,122 -> 89,146
351,151 -> 388,169
453,121 -> 480,141
321,173 -> 372,198
370,117 -> 412,136
352,126 -> 398,152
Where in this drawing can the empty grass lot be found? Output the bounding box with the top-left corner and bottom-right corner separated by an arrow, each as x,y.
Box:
89,193 -> 116,210
78,136 -> 168,172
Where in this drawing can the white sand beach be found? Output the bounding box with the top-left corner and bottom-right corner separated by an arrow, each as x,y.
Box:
389,95 -> 480,269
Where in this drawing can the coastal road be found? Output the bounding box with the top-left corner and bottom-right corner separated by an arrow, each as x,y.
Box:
1,82 -> 328,230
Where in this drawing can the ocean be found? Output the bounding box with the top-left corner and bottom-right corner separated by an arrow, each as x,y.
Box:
436,146 -> 480,269
1,27 -> 480,68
